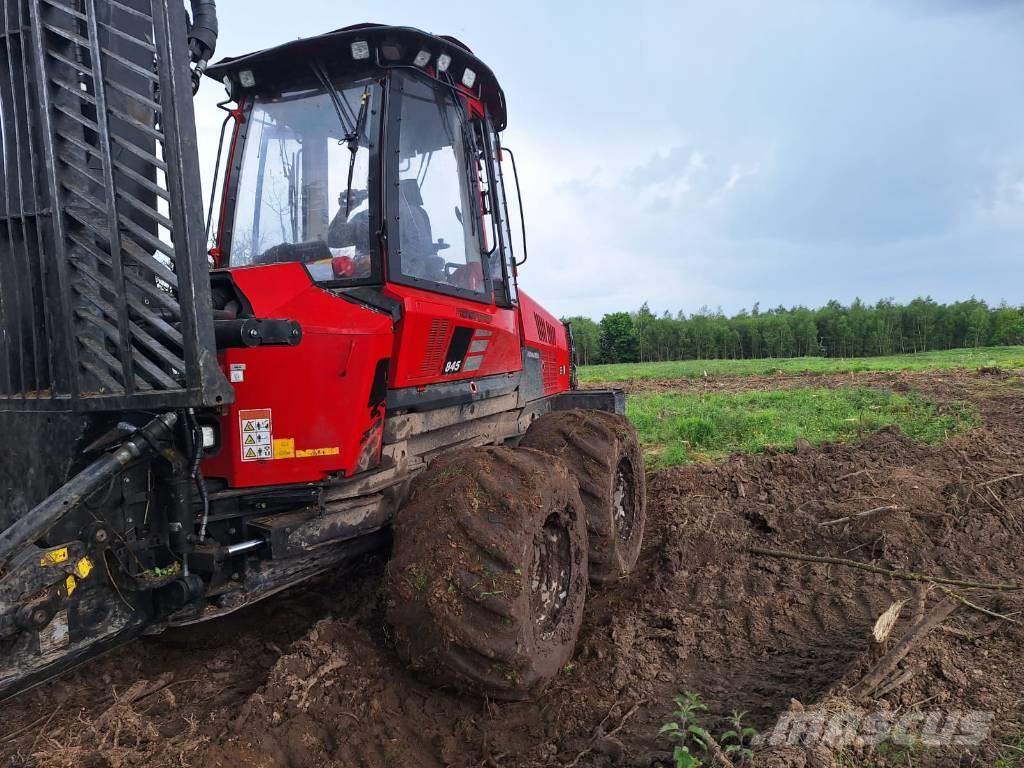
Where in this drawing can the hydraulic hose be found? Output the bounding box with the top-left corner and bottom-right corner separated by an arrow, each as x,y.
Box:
187,0 -> 218,62
0,413 -> 178,573
187,0 -> 218,92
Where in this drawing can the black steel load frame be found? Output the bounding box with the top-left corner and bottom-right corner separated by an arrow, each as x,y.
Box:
0,0 -> 230,412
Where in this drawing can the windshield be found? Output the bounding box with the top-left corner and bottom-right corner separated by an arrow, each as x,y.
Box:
229,79 -> 381,283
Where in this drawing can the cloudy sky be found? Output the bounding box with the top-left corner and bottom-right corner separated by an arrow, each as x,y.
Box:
197,0 -> 1024,319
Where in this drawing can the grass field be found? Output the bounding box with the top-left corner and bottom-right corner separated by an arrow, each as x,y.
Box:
580,345 -> 1024,384
628,387 -> 978,467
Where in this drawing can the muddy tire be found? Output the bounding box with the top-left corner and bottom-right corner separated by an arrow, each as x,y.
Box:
521,410 -> 646,583
385,446 -> 588,699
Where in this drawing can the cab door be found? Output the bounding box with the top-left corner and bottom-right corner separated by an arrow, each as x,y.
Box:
383,71 -> 521,394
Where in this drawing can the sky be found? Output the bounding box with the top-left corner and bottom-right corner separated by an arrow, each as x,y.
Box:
196,0 -> 1024,320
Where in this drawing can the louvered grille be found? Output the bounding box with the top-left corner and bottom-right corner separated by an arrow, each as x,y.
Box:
0,0 -> 228,411
534,312 -> 556,345
420,318 -> 450,376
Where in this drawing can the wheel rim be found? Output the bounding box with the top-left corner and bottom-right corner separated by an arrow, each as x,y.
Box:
612,458 -> 638,543
530,512 -> 572,634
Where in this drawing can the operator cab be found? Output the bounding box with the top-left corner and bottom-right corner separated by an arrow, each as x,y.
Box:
201,25 -> 539,488
207,24 -> 518,307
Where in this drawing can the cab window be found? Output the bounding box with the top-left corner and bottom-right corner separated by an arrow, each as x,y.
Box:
392,73 -> 486,297
228,79 -> 380,284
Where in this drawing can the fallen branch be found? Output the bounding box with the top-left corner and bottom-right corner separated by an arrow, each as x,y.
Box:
564,700 -> 642,768
136,677 -> 201,705
938,619 -> 1005,640
909,584 -> 930,627
874,668 -> 917,699
748,547 -> 1023,591
29,703 -> 63,752
702,730 -> 738,768
837,468 -> 876,482
819,505 -> 899,527
937,586 -> 1022,626
96,673 -> 174,729
849,598 -> 959,701
1,711 -> 52,744
977,473 -> 1024,488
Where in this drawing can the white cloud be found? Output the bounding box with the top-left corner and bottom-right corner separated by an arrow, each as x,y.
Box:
708,161 -> 761,206
972,165 -> 1024,230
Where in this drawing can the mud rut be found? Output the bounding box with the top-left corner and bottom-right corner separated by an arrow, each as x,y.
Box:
3,369 -> 1024,768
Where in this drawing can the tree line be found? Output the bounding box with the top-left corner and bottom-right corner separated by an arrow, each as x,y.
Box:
564,298 -> 1024,365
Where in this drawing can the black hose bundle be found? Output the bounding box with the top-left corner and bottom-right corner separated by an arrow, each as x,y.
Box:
187,0 -> 218,92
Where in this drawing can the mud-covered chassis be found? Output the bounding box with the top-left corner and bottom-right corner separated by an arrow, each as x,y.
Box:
0,384 -> 625,699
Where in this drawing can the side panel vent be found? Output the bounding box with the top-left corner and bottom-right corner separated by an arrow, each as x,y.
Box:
540,348 -> 558,393
0,0 -> 229,411
420,318 -> 451,375
534,313 -> 556,345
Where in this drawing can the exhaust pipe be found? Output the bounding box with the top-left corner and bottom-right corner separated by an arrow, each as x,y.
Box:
0,413 -> 179,573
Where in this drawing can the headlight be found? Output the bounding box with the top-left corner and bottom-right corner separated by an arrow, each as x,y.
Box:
201,425 -> 219,452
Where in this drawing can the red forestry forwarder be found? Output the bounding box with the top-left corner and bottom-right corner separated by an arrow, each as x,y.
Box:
0,0 -> 646,700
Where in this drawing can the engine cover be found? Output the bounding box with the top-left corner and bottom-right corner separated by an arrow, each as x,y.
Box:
201,264 -> 393,487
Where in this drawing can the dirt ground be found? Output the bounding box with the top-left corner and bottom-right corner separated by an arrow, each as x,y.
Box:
2,369 -> 1024,768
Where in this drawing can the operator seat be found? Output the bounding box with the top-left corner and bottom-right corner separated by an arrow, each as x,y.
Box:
399,178 -> 444,282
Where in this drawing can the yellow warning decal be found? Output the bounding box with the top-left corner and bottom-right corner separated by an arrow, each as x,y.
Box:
74,557 -> 93,579
40,547 -> 69,567
65,574 -> 77,597
273,438 -> 295,459
295,446 -> 341,458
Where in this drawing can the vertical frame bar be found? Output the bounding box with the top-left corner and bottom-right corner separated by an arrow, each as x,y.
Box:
27,0 -> 81,402
83,0 -> 135,393
149,0 -> 223,398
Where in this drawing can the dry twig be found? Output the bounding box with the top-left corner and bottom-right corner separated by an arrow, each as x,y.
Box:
748,547 -> 1023,591
874,668 -> 917,699
977,473 -> 1024,488
701,730 -> 738,768
936,586 -> 1021,625
29,703 -> 63,752
563,700 -> 643,768
0,711 -> 54,745
819,504 -> 899,527
837,468 -> 877,483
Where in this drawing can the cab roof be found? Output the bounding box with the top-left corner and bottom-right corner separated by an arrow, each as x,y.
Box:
206,23 -> 508,130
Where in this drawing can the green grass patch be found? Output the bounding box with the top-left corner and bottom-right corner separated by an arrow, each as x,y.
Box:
627,387 -> 977,467
580,346 -> 1024,384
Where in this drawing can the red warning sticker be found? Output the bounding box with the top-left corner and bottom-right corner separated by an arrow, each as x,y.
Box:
239,409 -> 273,461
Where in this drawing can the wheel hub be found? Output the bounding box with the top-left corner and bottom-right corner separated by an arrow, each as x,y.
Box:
530,512 -> 572,634
612,459 -> 637,543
